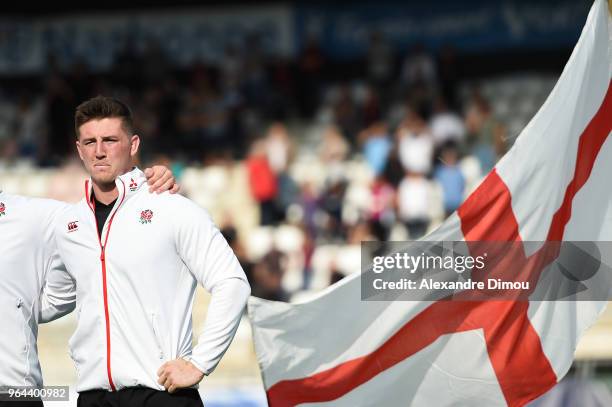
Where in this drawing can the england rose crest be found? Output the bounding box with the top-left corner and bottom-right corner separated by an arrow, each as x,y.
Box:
140,209 -> 153,224
0,202 -> 5,217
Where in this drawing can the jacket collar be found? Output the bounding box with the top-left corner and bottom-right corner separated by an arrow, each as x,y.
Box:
84,167 -> 146,211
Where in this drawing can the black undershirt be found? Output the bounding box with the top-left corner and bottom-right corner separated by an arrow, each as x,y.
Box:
91,192 -> 117,238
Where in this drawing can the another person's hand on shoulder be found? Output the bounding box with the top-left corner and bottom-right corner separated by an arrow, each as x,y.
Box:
144,165 -> 181,194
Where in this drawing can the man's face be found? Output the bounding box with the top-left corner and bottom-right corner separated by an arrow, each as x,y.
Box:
76,117 -> 140,186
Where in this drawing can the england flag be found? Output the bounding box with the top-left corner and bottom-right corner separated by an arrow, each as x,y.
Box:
248,1 -> 612,405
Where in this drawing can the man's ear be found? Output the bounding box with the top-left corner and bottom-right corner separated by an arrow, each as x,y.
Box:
130,135 -> 140,157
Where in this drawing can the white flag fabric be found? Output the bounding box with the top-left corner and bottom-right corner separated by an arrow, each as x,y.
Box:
248,1 -> 612,406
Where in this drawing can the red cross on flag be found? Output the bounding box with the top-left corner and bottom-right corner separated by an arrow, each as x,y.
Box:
247,1 -> 612,406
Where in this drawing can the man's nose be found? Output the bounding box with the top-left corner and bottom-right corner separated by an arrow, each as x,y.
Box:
95,142 -> 106,158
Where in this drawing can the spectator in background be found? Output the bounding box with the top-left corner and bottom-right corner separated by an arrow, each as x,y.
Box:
319,125 -> 349,166
221,221 -> 254,291
0,136 -> 19,168
429,96 -> 465,147
179,70 -> 230,162
219,45 -> 246,120
397,172 -> 435,240
265,122 -> 292,174
401,44 -> 437,89
397,111 -> 434,175
359,121 -> 392,176
246,139 -> 279,226
146,153 -> 186,183
298,181 -> 320,239
434,141 -> 465,218
250,249 -> 288,302
382,148 -> 405,188
131,88 -> 162,162
333,84 -> 361,147
360,86 -> 383,128
266,123 -> 299,217
300,223 -> 316,289
14,93 -> 46,161
368,175 -> 396,241
400,45 -> 437,117
319,175 -> 348,241
220,222 -> 245,260
464,91 -> 508,173
392,110 -> 437,240
268,55 -> 295,120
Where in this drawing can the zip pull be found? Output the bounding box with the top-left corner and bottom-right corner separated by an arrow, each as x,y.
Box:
100,247 -> 105,262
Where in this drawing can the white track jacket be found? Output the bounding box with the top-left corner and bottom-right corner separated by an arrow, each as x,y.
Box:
0,192 -> 74,387
44,167 -> 250,392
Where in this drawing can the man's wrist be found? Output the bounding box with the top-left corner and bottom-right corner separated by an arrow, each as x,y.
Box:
184,356 -> 208,377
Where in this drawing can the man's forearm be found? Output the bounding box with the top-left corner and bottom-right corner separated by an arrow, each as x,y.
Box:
190,277 -> 251,375
40,258 -> 76,323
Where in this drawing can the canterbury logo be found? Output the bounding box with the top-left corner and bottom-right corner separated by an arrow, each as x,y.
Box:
67,221 -> 79,232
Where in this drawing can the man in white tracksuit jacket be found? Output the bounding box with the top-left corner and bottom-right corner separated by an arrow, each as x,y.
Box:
44,96 -> 251,406
0,170 -> 178,407
0,195 -> 71,407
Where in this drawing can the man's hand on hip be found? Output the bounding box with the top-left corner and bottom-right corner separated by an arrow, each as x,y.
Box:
157,359 -> 205,393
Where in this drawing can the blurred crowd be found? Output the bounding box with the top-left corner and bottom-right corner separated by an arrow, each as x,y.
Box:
0,33 -> 519,302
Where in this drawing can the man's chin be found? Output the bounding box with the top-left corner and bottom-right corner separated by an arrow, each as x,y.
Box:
91,173 -> 116,186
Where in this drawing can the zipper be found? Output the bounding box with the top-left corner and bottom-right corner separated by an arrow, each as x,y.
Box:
16,298 -> 26,353
151,313 -> 165,360
86,179 -> 126,392
99,246 -> 115,391
16,297 -> 31,384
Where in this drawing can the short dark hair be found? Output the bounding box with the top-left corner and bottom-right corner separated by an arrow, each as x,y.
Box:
74,95 -> 134,138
